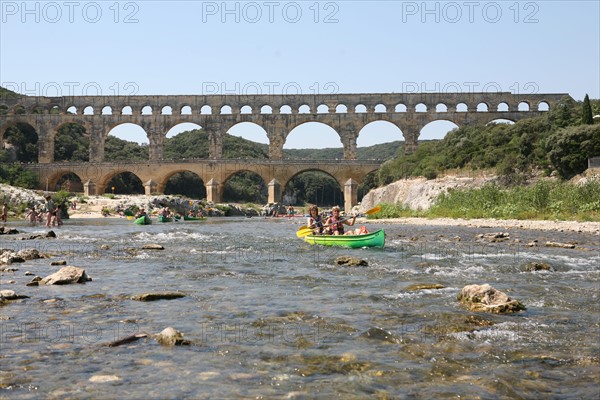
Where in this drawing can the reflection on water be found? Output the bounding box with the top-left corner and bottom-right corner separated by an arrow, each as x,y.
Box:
1,218 -> 599,398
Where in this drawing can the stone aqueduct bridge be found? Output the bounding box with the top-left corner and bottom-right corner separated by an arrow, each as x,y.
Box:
24,159 -> 380,212
1,92 -> 570,209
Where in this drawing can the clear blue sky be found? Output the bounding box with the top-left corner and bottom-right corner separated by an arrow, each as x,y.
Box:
1,0 -> 598,147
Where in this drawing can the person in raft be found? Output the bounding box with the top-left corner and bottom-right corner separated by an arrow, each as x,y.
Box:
325,205 -> 355,235
306,205 -> 324,234
135,208 -> 148,219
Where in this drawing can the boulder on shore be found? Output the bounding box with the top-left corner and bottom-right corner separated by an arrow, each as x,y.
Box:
457,284 -> 525,314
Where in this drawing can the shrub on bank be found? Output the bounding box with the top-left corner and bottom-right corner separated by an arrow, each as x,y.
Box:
370,180 -> 600,222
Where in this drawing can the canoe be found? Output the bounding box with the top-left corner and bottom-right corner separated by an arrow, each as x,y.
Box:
183,215 -> 207,221
303,229 -> 385,248
134,216 -> 151,225
157,216 -> 173,223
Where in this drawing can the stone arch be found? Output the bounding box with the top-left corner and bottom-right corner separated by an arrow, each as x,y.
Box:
46,170 -> 82,192
100,170 -> 145,195
165,121 -> 203,137
222,169 -> 269,203
181,105 -> 193,115
435,103 -> 448,112
220,105 -> 232,114
200,105 -> 212,115
161,169 -> 207,199
226,121 -> 269,147
357,120 -> 404,147
317,104 -> 329,114
54,172 -> 84,192
283,121 -> 341,150
537,101 -> 549,111
415,103 -> 427,112
106,122 -> 149,144
456,103 -> 468,112
66,106 -> 78,115
141,105 -> 153,115
102,106 -> 113,115
121,106 -> 133,115
497,102 -> 509,112
355,104 -> 367,113
476,102 -> 489,112
395,104 -> 407,112
31,105 -> 45,114
13,105 -> 26,114
161,106 -> 173,115
260,105 -> 273,114
298,104 -> 311,114
240,105 -> 253,114
282,168 -> 344,207
420,120 -> 460,140
83,106 -> 94,115
280,105 -> 292,114
518,101 -> 530,111
336,104 -> 348,113
374,104 -> 387,113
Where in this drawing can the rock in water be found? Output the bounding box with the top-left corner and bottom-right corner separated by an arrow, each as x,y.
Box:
141,244 -> 165,250
130,292 -> 186,301
0,290 -> 30,300
335,256 -> 368,267
40,266 -> 92,285
457,284 -> 525,314
155,327 -> 190,346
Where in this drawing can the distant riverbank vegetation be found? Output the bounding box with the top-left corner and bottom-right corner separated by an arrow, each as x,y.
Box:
371,179 -> 600,222
1,89 -> 599,212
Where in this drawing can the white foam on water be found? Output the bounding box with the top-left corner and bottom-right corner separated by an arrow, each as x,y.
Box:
135,231 -> 212,242
384,287 -> 457,300
451,320 -> 553,344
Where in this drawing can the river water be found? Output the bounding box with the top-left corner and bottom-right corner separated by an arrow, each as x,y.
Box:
1,217 -> 598,399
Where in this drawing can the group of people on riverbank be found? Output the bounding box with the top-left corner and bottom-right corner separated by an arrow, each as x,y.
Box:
306,205 -> 368,236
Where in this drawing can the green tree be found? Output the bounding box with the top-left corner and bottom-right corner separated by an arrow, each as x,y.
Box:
54,123 -> 89,161
222,172 -> 267,203
548,96 -> 579,129
3,123 -> 38,162
104,136 -> 149,161
546,124 -> 600,179
0,164 -> 38,188
582,94 -> 594,125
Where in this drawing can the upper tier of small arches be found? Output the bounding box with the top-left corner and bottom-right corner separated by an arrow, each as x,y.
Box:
0,101 -> 552,116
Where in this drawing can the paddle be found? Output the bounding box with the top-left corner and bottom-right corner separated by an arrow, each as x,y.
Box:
296,205 -> 381,238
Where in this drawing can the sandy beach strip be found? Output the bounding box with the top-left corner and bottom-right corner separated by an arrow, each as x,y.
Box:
367,217 -> 599,234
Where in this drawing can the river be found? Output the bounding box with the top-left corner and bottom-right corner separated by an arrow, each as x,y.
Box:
1,217 -> 599,399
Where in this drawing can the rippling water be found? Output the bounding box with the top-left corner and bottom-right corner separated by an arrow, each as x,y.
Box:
1,217 -> 599,399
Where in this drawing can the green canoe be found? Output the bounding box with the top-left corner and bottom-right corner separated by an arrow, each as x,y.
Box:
303,229 -> 385,248
134,216 -> 152,225
183,215 -> 207,221
157,216 -> 173,223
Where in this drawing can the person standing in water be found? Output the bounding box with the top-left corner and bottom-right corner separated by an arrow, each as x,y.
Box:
1,203 -> 7,225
